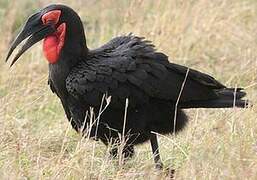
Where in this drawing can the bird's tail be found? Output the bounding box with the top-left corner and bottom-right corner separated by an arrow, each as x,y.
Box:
179,88 -> 249,109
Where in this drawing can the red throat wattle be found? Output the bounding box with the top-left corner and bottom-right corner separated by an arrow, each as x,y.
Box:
43,23 -> 66,64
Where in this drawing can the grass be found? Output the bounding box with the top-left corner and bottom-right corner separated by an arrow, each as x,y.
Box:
0,0 -> 257,179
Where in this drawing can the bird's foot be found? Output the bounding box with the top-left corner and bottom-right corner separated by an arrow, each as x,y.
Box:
168,168 -> 175,179
155,162 -> 164,170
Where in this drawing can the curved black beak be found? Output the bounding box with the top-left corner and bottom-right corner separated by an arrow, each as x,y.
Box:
6,11 -> 56,67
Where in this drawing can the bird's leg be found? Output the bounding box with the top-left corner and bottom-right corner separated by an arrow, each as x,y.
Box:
109,140 -> 135,159
94,124 -> 135,159
150,133 -> 163,169
122,144 -> 135,158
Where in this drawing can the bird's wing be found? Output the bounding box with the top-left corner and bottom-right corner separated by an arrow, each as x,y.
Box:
66,35 -> 226,108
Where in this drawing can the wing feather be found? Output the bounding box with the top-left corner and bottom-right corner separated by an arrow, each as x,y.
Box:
66,35 -> 225,108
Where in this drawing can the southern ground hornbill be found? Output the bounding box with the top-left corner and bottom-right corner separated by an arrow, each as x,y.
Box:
6,4 -> 248,169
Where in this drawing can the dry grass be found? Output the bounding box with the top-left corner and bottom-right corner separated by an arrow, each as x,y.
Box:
0,0 -> 257,179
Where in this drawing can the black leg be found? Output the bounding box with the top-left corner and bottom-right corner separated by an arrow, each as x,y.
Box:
109,144 -> 135,159
150,134 -> 163,169
122,144 -> 135,158
95,126 -> 135,159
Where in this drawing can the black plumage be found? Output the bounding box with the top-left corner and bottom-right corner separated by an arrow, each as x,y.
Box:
6,4 -> 248,169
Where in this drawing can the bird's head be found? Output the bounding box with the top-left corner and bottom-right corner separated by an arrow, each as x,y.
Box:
6,4 -> 87,66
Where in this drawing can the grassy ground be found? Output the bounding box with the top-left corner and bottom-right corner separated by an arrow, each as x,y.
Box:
0,0 -> 257,179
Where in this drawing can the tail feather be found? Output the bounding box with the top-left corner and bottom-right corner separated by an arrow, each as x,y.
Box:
179,88 -> 249,109
215,88 -> 246,100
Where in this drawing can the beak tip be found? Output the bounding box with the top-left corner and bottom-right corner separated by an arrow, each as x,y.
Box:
5,48 -> 14,62
9,62 -> 12,67
9,58 -> 17,67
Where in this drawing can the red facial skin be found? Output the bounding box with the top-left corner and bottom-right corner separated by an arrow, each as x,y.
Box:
41,10 -> 66,64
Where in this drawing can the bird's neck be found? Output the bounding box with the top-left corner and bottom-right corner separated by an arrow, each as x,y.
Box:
48,55 -> 80,97
48,36 -> 88,97
47,20 -> 89,96
44,18 -> 89,66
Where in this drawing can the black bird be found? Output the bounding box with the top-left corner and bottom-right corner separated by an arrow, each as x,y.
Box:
6,4 -> 248,169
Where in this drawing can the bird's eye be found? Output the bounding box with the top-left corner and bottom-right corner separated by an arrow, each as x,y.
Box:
42,10 -> 61,25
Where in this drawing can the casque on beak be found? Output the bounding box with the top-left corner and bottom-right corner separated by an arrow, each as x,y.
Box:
6,11 -> 56,67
